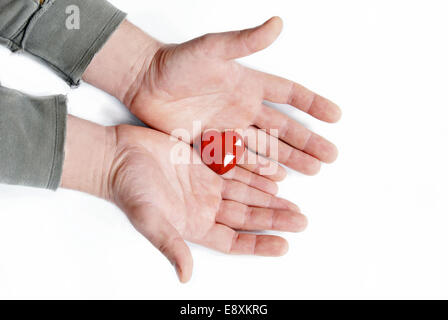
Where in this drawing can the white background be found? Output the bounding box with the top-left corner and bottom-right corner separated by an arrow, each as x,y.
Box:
0,0 -> 448,299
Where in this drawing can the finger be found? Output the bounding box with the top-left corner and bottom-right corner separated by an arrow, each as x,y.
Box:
197,16 -> 283,60
221,165 -> 278,195
202,224 -> 289,256
216,200 -> 307,232
221,179 -> 299,211
254,105 -> 338,163
129,206 -> 193,283
253,70 -> 342,123
243,126 -> 321,175
237,148 -> 287,182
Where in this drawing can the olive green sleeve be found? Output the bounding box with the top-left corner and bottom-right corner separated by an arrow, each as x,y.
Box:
0,85 -> 67,190
0,0 -> 126,86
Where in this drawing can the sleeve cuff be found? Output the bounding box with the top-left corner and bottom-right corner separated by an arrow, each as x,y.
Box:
21,0 -> 126,86
47,94 -> 67,190
0,86 -> 67,190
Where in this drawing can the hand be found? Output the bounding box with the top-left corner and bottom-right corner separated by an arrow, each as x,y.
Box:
84,17 -> 341,179
61,116 -> 307,282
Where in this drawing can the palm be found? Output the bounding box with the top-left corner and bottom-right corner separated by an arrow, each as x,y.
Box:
112,128 -> 222,240
128,17 -> 342,177
133,44 -> 259,135
109,125 -> 306,282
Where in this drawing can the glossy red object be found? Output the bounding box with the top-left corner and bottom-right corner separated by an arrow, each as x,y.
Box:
201,130 -> 245,175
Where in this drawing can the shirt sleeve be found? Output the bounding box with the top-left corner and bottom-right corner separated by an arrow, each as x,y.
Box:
0,0 -> 126,86
0,85 -> 67,190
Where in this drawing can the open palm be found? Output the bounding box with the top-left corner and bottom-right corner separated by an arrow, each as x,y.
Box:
108,125 -> 306,282
127,17 -> 341,178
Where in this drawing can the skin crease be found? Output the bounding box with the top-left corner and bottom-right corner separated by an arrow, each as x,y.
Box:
62,116 -> 307,283
83,17 -> 342,181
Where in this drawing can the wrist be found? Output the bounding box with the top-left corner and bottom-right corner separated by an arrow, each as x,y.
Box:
61,116 -> 117,200
83,20 -> 162,106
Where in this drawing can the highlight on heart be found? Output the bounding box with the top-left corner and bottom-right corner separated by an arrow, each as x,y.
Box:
168,121 -> 279,176
201,130 -> 245,175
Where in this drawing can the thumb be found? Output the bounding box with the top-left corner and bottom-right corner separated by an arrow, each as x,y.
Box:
198,16 -> 283,60
129,206 -> 193,283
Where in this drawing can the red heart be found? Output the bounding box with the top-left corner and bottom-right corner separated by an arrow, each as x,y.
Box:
201,130 -> 245,175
